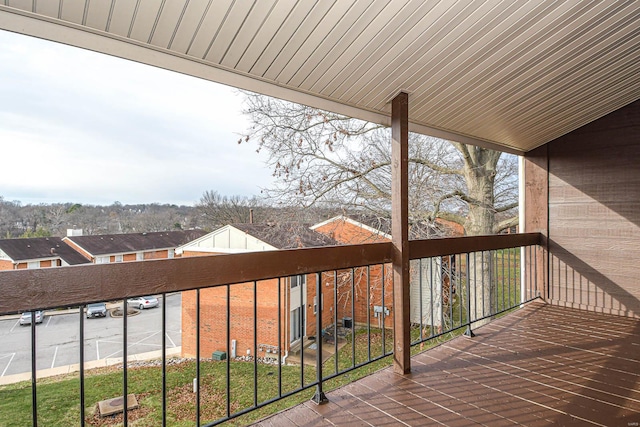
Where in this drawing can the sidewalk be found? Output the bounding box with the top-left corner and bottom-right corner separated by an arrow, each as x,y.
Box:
0,347 -> 182,386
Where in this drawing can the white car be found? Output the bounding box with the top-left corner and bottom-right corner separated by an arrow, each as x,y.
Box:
20,311 -> 44,325
127,296 -> 159,310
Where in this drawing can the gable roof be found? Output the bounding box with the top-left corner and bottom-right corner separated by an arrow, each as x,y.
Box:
311,215 -> 392,243
313,214 -> 464,241
0,237 -> 91,265
63,230 -> 207,256
231,223 -> 338,250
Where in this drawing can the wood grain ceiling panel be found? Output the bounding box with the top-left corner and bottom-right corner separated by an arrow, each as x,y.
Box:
165,0 -> 211,54
34,0 -> 60,19
185,0 -> 233,59
306,0 -> 405,94
6,0 -> 30,13
84,0 -> 113,31
219,0 -> 277,68
233,0 -> 299,73
264,0 -> 337,82
203,0 -> 255,64
284,0 -> 372,87
0,0 -> 638,154
59,0 -> 86,25
148,0 -> 189,48
248,0 -> 317,77
294,0 -> 386,91
107,0 -> 138,37
128,0 -> 164,43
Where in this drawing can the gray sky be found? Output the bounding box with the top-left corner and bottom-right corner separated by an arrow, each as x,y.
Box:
0,30 -> 273,206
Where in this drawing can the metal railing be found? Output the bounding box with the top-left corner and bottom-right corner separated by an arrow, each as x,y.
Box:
0,233 -> 543,426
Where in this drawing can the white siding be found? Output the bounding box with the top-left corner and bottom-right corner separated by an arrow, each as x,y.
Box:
410,257 -> 442,328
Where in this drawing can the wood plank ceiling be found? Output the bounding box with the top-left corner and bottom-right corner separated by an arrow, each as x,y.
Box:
1,0 -> 639,154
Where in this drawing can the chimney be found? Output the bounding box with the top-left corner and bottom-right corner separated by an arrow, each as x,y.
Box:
67,228 -> 83,237
249,209 -> 254,224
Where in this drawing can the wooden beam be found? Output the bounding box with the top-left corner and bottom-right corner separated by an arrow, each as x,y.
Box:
524,145 -> 549,300
391,91 -> 411,375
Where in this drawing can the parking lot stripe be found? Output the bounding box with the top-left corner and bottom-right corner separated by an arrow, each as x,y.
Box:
96,340 -> 100,361
1,353 -> 15,377
45,316 -> 52,328
166,333 -> 176,348
51,346 -> 58,369
9,320 -> 19,333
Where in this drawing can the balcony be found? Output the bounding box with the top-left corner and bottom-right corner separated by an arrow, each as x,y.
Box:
0,232 -> 584,426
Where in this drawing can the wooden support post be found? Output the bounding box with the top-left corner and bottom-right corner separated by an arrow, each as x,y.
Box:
391,92 -> 411,375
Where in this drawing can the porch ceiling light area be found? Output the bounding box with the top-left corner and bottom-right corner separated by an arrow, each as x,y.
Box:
1,1 -> 639,154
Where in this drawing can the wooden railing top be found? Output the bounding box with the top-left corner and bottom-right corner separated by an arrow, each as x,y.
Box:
0,233 -> 542,315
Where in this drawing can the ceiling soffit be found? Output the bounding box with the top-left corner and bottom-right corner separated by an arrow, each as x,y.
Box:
1,1 -> 639,155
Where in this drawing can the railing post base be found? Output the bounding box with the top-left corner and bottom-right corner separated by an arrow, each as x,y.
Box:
311,389 -> 328,405
464,327 -> 475,338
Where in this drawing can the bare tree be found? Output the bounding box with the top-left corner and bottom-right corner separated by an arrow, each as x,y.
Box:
240,93 -> 517,234
196,190 -> 263,229
240,93 -> 520,327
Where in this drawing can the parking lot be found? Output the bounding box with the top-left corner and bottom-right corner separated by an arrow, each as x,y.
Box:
0,293 -> 182,378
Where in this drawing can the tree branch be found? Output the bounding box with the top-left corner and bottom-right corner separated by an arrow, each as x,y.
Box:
495,201 -> 518,213
409,157 -> 462,175
493,216 -> 519,234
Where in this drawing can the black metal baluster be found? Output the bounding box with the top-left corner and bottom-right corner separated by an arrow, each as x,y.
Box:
464,253 -> 474,337
226,285 -> 231,418
381,264 -> 386,355
429,258 -> 434,338
80,307 -> 85,427
458,254 -> 463,327
196,289 -> 200,426
334,271 -> 338,374
162,293 -> 166,427
351,268 -> 355,368
449,255 -> 453,331
419,258 -> 423,342
31,310 -> 37,427
366,266 -> 371,360
253,281 -> 258,408
123,301 -> 128,427
312,272 -> 328,404
299,276 -> 304,387
277,278 -> 282,398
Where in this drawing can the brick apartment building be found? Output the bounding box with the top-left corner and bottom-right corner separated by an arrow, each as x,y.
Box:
0,236 -> 91,270
177,223 -> 337,360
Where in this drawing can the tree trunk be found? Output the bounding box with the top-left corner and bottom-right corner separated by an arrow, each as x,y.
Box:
459,146 -> 499,328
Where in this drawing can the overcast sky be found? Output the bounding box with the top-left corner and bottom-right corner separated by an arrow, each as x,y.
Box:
0,29 -> 274,207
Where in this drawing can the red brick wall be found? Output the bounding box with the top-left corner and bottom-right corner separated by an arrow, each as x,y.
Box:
123,253 -> 137,262
144,250 -> 169,260
182,279 -> 288,359
40,260 -> 52,268
0,260 -> 14,270
314,219 -> 395,330
314,219 -> 390,245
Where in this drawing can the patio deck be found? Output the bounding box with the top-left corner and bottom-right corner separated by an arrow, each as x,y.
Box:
255,302 -> 640,426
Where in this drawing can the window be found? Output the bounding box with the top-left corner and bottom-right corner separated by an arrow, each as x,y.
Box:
168,249 -> 175,258
313,295 -> 324,315
136,252 -> 144,261
290,274 -> 306,289
115,254 -> 123,262
96,256 -> 109,264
